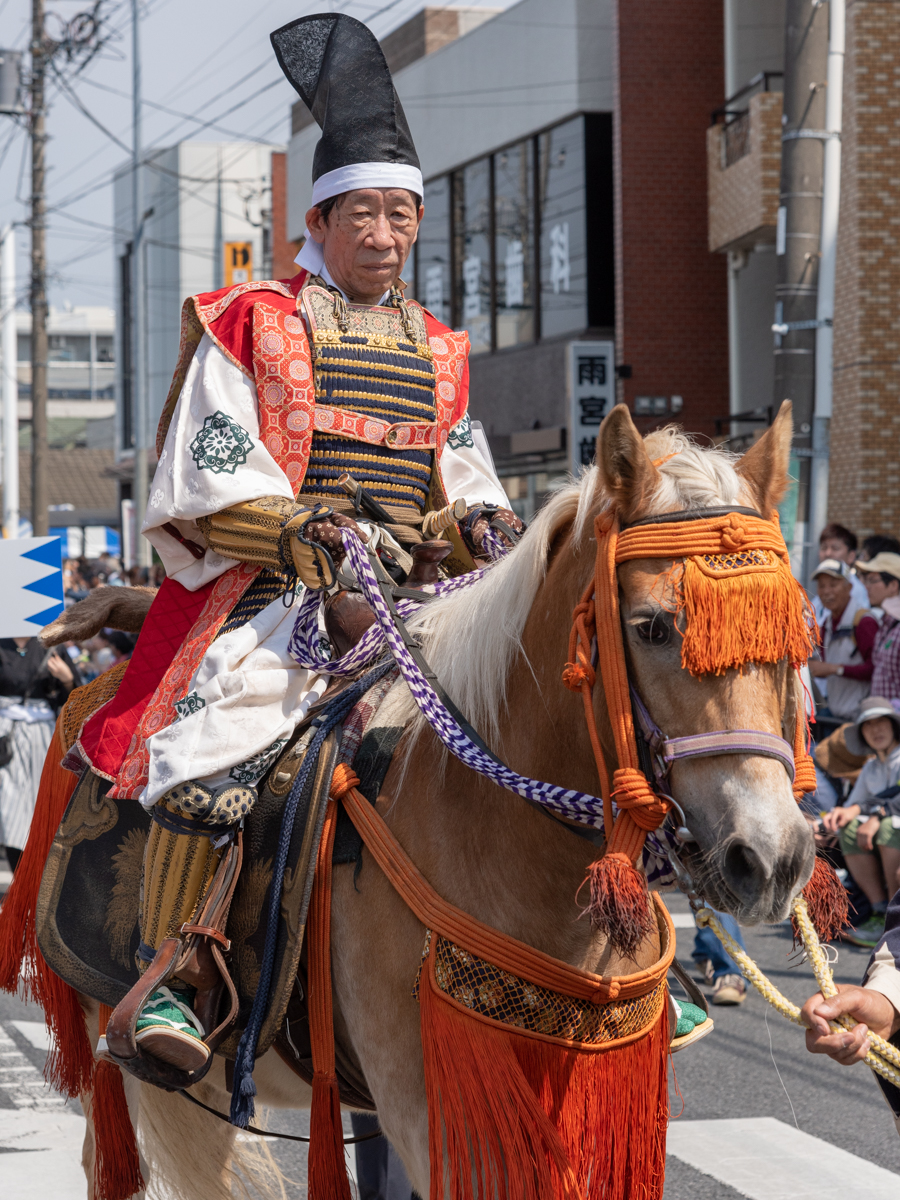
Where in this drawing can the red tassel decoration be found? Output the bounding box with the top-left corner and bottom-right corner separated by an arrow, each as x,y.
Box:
792,855 -> 850,945
91,1058 -> 145,1200
0,723 -> 92,1098
308,1071 -> 352,1200
581,852 -> 654,958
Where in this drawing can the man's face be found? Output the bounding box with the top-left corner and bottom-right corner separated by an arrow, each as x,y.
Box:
815,573 -> 851,615
305,188 -> 423,303
820,536 -> 855,565
862,571 -> 900,608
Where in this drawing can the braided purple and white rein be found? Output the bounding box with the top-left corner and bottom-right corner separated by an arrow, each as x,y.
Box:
288,531 -> 677,886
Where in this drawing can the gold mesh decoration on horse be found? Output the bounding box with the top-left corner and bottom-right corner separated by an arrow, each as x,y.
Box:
696,547 -> 776,575
414,931 -> 666,1048
60,660 -> 130,753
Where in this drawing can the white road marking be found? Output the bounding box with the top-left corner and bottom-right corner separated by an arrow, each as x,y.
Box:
669,912 -> 696,929
10,1020 -> 52,1051
666,1117 -> 900,1199
0,1109 -> 87,1199
0,1024 -> 63,1109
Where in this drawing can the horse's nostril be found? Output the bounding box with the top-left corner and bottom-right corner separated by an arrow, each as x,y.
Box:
723,840 -> 766,902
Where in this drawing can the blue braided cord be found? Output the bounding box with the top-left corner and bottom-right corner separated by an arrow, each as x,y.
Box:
229,658 -> 395,1128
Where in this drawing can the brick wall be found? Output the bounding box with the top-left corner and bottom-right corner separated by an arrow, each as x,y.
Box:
829,1 -> 900,538
614,0 -> 729,438
707,91 -> 782,253
270,153 -> 300,281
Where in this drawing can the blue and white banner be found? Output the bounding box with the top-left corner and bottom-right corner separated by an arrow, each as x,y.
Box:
0,537 -> 64,636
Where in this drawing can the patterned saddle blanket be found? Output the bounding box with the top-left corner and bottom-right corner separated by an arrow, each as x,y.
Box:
35,668 -> 403,1067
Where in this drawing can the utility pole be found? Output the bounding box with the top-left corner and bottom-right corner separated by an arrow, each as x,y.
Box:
773,0 -> 829,584
30,0 -> 48,537
1,226 -> 19,538
131,0 -> 150,567
809,0 -> 845,555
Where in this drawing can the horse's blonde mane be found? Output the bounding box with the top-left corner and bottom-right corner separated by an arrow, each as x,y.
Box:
397,428 -> 748,748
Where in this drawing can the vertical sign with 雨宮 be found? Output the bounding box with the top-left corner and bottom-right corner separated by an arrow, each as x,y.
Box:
568,340 -> 615,473
224,242 -> 253,287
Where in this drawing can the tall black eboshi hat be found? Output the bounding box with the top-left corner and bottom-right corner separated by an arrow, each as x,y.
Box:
270,13 -> 422,207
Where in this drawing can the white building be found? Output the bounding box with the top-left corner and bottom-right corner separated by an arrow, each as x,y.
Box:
112,141 -> 283,465
16,305 -> 116,447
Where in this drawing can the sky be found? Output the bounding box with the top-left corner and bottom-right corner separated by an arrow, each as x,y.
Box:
0,0 -> 519,312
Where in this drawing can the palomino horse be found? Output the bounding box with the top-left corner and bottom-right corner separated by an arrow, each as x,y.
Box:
70,403 -> 812,1197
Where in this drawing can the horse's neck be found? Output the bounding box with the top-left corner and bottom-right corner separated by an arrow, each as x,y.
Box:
385,532 -> 653,977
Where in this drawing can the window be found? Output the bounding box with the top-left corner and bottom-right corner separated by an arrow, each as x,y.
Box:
538,117 -> 588,338
454,158 -> 492,355
414,176 -> 452,325
96,336 -> 114,363
48,335 -> 91,362
494,141 -> 535,348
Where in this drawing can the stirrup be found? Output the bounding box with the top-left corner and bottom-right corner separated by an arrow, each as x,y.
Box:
105,834 -> 243,1090
668,957 -> 714,1053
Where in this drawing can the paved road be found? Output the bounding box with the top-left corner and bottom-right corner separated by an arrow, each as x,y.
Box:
2,861 -> 899,1198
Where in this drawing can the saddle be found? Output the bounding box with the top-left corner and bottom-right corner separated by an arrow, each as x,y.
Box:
35,671 -> 402,1099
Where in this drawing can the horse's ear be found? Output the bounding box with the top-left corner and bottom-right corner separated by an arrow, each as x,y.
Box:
735,400 -> 793,516
596,404 -> 660,522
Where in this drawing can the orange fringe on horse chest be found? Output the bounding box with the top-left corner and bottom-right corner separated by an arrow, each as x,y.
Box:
418,954 -> 669,1200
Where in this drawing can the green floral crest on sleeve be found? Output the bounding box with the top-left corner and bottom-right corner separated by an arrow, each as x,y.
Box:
447,413 -> 474,450
174,691 -> 206,720
189,411 -> 253,474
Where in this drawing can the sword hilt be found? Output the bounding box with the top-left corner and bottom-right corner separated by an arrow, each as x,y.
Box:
422,498 -> 467,538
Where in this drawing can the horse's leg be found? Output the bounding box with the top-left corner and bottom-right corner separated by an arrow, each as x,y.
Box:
331,860 -> 433,1196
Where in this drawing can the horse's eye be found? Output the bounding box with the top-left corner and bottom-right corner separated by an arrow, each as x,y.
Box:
635,618 -> 670,645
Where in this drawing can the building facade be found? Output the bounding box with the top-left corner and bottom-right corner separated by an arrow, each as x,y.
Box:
287,0 -> 730,519
112,141 -> 293,496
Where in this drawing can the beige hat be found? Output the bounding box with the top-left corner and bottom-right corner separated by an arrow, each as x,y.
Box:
856,552 -> 900,581
844,696 -> 900,756
812,558 -> 853,582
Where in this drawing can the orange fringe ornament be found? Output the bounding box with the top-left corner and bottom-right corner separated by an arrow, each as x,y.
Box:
91,1057 -> 145,1200
419,961 -> 669,1200
0,721 -> 91,1097
307,797 -> 352,1200
614,513 -> 816,678
792,856 -> 850,946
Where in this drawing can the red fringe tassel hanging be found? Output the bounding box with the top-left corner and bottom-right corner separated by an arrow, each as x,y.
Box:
91,1057 -> 145,1200
793,855 -> 850,945
0,723 -> 91,1097
419,966 -> 669,1200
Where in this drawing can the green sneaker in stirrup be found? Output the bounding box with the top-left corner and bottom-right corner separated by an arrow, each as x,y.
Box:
135,985 -> 210,1071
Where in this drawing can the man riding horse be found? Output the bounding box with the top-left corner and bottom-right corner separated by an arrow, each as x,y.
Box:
84,13 -> 521,1075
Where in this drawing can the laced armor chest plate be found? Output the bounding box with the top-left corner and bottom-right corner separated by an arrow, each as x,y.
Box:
299,285 -> 437,516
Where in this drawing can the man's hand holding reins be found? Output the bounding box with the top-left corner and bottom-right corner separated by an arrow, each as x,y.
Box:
801,984 -> 900,1065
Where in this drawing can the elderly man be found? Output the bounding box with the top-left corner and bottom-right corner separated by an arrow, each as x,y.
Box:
808,558 -> 876,724
97,12 -> 518,1073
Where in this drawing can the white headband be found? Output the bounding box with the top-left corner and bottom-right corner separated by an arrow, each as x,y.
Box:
294,161 -> 424,275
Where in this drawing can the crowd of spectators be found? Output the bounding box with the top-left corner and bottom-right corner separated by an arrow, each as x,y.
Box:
59,555 -> 162,681
807,523 -> 900,949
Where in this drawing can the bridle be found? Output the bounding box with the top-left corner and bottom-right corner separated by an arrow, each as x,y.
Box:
563,503 -> 816,879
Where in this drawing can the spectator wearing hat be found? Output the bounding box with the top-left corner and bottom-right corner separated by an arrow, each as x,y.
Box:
856,554 -> 900,701
808,559 -> 877,725
821,697 -> 900,947
813,524 -> 870,626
